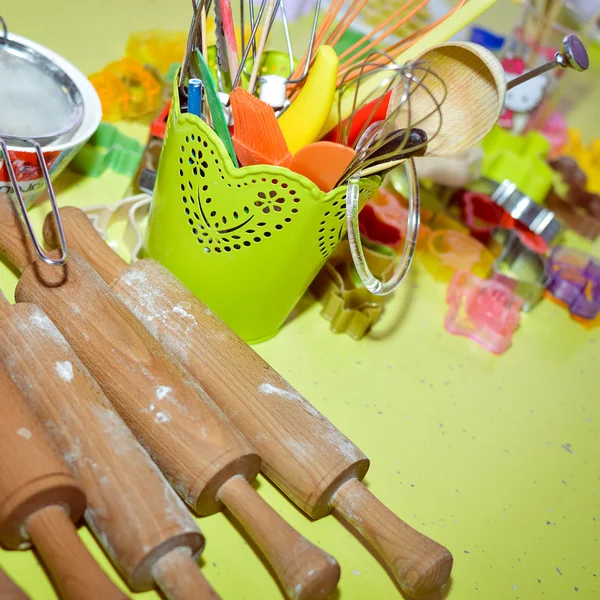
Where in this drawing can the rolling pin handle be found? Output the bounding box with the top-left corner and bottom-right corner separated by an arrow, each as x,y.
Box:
331,478 -> 453,598
151,547 -> 221,600
217,475 -> 340,600
26,506 -> 126,600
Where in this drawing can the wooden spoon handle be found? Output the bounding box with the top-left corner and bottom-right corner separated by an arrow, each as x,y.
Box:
43,206 -> 126,284
218,476 -> 340,600
331,478 -> 452,598
0,194 -> 37,273
26,506 -> 126,600
152,548 -> 221,600
0,566 -> 30,600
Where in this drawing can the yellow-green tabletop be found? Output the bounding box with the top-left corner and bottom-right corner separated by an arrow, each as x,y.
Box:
1,1 -> 599,599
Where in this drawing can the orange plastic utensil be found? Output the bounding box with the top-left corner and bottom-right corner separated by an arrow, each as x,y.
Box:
230,87 -> 291,167
288,141 -> 356,192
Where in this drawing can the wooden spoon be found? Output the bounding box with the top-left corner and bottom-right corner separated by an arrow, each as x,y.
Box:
387,42 -> 506,157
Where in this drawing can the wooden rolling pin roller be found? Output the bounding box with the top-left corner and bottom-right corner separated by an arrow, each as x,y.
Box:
0,194 -> 339,600
0,292 -> 219,600
45,206 -> 454,597
0,361 -> 125,600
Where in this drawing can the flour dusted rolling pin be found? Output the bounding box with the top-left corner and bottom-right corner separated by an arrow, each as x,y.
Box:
0,292 -> 218,600
0,566 -> 30,599
0,362 -> 125,600
0,194 -> 339,600
45,206 -> 453,597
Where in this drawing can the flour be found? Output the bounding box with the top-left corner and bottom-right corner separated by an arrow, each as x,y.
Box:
156,386 -> 172,400
259,382 -> 303,401
258,382 -> 321,418
0,50 -> 74,138
25,308 -> 69,349
17,428 -> 32,440
155,410 -> 171,424
55,361 -> 74,383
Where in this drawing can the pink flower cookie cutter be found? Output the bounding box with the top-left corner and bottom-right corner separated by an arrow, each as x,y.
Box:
445,270 -> 524,354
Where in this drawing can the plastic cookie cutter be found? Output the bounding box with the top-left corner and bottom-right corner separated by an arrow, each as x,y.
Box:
89,57 -> 162,121
445,270 -> 524,355
359,188 -> 433,251
487,227 -> 551,312
480,127 -> 554,203
310,240 -> 394,340
69,123 -> 145,178
82,193 -> 151,261
421,229 -> 495,282
477,177 -> 563,246
546,246 -> 600,320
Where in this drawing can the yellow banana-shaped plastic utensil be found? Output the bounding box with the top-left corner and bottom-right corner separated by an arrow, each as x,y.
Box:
279,45 -> 339,155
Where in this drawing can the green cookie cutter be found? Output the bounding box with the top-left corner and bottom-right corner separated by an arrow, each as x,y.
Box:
310,240 -> 394,340
69,123 -> 145,178
478,126 -> 554,203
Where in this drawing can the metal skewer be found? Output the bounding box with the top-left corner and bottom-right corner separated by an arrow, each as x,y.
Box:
506,34 -> 589,90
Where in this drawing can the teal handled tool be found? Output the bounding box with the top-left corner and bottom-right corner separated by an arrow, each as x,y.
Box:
193,49 -> 238,167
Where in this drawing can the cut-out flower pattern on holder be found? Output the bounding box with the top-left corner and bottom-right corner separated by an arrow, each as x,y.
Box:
173,120 -> 379,257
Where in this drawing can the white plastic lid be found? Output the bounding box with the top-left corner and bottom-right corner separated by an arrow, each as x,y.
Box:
258,74 -> 287,108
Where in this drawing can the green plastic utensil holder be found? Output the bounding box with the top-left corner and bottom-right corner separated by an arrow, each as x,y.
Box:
144,82 -> 380,343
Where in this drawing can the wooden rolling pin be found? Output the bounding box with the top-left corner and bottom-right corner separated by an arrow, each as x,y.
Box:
0,291 -> 218,600
44,205 -> 454,597
0,194 -> 339,600
0,362 -> 125,600
0,566 -> 31,600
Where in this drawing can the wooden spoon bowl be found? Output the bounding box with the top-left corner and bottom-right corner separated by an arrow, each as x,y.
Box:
388,42 -> 506,157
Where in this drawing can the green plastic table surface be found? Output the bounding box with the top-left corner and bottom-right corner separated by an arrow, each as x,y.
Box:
1,1 -> 599,599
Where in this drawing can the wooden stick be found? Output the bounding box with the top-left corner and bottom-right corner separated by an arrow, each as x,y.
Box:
44,205 -> 454,598
248,0 -> 275,93
0,565 -> 30,599
0,194 -> 339,600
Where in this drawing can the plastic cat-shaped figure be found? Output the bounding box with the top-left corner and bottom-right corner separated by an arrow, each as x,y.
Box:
499,57 -> 549,134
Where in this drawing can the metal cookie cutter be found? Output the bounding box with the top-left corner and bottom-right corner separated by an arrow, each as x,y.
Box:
480,177 -> 563,245
82,193 -> 151,261
487,227 -> 551,312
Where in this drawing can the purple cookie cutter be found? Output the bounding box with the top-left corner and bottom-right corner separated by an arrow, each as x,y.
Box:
547,247 -> 600,320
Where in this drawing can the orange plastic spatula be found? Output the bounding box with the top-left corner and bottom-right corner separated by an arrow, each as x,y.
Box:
230,87 -> 291,167
288,141 -> 356,192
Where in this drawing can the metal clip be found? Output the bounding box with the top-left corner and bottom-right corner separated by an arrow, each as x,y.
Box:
0,138 -> 68,266
1,16 -> 7,44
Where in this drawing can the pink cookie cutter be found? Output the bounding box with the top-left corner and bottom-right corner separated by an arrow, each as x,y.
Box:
445,271 -> 524,354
